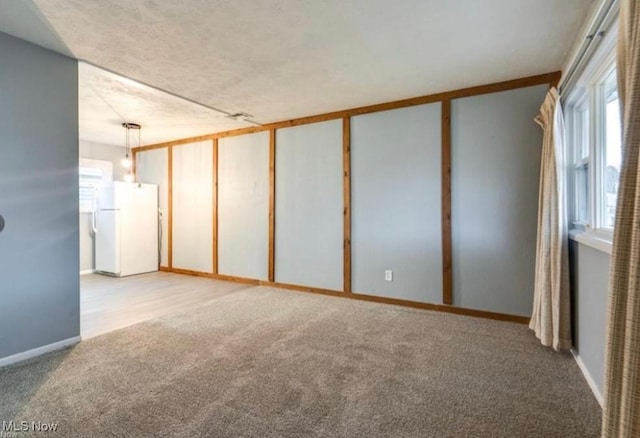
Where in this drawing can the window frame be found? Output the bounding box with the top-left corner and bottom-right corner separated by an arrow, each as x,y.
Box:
563,20 -> 619,253
568,90 -> 591,230
595,66 -> 621,233
591,58 -> 618,239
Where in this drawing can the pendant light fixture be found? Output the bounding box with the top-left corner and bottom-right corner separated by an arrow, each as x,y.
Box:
122,122 -> 141,182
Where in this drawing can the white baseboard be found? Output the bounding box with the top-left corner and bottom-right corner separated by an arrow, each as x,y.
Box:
80,269 -> 96,275
571,349 -> 604,407
0,336 -> 81,368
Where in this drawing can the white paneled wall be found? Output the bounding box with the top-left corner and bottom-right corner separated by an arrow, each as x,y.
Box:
275,120 -> 344,291
172,140 -> 214,273
351,104 -> 443,303
137,147 -> 169,267
218,132 -> 270,280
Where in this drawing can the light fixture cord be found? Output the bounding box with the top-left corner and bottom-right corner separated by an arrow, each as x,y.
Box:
125,125 -> 131,158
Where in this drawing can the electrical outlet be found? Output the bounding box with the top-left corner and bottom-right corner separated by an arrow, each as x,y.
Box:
385,270 -> 393,282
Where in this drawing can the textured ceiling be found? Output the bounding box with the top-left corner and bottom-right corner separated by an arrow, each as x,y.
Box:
79,63 -> 252,146
1,0 -> 594,146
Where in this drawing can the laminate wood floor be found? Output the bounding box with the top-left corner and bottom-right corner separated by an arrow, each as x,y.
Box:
80,272 -> 252,339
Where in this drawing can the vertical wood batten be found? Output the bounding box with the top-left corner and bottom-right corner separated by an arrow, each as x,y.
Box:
132,150 -> 137,180
268,130 -> 276,282
168,145 -> 174,269
212,139 -> 219,274
343,117 -> 352,294
441,100 -> 453,305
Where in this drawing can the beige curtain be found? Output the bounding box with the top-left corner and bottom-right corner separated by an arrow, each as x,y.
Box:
529,87 -> 572,352
601,1 -> 640,437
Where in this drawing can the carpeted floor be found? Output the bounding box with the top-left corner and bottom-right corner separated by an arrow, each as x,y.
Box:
0,286 -> 600,437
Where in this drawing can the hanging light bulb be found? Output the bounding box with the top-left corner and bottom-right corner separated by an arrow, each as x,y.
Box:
122,122 -> 141,181
121,155 -> 132,169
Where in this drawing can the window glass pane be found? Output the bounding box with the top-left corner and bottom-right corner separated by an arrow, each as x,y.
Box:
79,166 -> 103,178
603,70 -> 621,229
579,106 -> 590,160
79,184 -> 97,213
78,159 -> 113,213
576,163 -> 589,224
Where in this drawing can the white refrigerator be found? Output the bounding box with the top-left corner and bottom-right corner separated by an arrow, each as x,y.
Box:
94,181 -> 159,277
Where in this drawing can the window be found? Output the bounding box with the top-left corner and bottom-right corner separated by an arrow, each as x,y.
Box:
562,4 -> 620,255
566,55 -> 622,240
79,158 -> 113,213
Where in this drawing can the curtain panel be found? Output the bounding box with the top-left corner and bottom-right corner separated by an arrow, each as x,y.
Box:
530,87 -> 572,352
602,1 -> 640,437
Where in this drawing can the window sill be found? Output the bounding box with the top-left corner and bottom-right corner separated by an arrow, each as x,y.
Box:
569,229 -> 613,255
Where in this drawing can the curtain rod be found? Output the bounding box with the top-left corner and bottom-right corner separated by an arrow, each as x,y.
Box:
559,0 -> 619,96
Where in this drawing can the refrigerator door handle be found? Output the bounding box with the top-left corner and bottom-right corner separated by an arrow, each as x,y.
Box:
91,187 -> 98,234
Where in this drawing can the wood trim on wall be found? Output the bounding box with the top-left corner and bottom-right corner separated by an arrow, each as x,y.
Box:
140,71 -> 559,326
161,266 -> 529,324
214,273 -> 262,286
168,145 -> 173,269
268,130 -> 276,283
441,100 -> 453,305
343,117 -> 352,295
135,134 -> 218,153
350,292 -> 530,324
132,151 -> 137,179
267,281 -> 346,299
212,138 -> 219,274
132,71 -> 561,154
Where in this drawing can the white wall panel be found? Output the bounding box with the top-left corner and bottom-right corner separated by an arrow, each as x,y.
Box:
172,140 -> 213,273
218,132 -> 269,280
137,147 -> 169,267
352,104 -> 442,303
451,85 -> 547,316
275,120 -> 343,291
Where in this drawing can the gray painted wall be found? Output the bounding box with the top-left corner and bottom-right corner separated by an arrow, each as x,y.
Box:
79,140 -> 126,272
219,132 -> 269,280
275,120 -> 343,291
0,32 -> 79,359
451,85 -> 547,316
570,240 -> 609,397
351,104 -> 443,303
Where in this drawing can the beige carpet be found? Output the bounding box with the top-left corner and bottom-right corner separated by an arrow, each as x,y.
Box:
0,286 -> 600,437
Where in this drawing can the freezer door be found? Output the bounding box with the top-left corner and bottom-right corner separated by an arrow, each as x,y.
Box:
95,210 -> 121,275
120,183 -> 159,276
97,182 -> 116,211
98,181 -> 133,210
